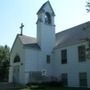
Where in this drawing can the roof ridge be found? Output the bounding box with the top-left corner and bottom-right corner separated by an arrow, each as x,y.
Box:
19,34 -> 36,39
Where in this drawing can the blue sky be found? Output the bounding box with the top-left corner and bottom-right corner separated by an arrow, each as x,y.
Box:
0,0 -> 90,48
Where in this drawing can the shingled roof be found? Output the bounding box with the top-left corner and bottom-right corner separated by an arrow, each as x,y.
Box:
16,21 -> 90,50
55,21 -> 90,49
19,35 -> 37,44
18,35 -> 40,49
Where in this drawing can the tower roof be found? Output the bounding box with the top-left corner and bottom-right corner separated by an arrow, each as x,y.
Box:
37,1 -> 55,16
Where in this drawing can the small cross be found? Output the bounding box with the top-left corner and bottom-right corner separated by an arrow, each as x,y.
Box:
20,23 -> 24,35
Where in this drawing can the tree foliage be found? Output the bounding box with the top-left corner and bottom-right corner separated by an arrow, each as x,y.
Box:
86,0 -> 90,12
0,45 -> 10,81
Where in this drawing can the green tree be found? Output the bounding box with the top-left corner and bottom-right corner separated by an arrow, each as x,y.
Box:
0,45 -> 10,81
86,0 -> 90,12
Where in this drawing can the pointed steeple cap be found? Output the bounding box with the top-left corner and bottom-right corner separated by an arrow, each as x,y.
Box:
37,1 -> 55,16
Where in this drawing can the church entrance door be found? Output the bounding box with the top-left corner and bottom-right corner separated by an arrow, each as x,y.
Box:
13,65 -> 20,83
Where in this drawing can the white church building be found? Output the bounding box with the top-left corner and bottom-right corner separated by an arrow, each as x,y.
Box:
9,1 -> 90,88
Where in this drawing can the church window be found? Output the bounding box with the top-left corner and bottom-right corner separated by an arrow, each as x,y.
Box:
45,12 -> 51,24
78,45 -> 86,62
79,72 -> 87,87
61,49 -> 67,64
61,73 -> 68,86
46,55 -> 51,64
14,55 -> 20,63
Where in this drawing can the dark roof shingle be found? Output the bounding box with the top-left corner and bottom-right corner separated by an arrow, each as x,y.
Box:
18,35 -> 40,49
19,35 -> 37,44
56,21 -> 90,48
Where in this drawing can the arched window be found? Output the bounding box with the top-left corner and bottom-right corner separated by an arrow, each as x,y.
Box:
45,12 -> 51,24
14,55 -> 20,63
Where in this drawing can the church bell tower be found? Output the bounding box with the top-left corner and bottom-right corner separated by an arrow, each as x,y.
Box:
37,1 -> 55,53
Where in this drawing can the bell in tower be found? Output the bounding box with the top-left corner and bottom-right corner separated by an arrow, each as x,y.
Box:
45,12 -> 51,24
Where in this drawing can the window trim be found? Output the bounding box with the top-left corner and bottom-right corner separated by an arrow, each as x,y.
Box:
78,45 -> 86,62
61,49 -> 67,64
61,73 -> 68,86
14,55 -> 20,63
46,55 -> 51,64
79,72 -> 87,87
